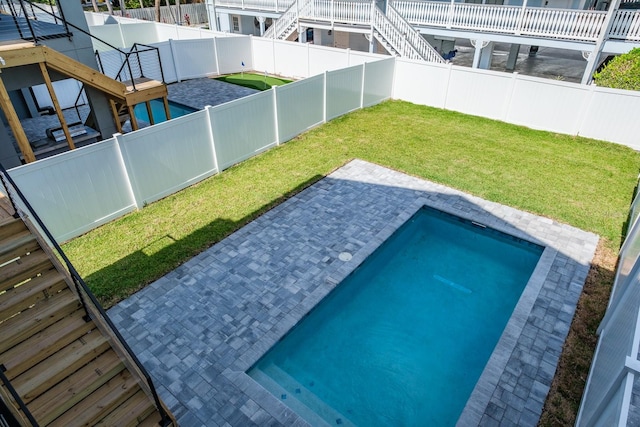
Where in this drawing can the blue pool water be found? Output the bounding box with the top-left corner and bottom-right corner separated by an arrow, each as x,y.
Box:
133,99 -> 197,124
248,207 -> 543,426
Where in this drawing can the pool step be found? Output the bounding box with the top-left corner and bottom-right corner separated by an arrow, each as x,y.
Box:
253,363 -> 357,427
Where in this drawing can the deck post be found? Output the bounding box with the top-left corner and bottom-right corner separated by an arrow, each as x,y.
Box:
39,63 -> 76,150
0,77 -> 35,163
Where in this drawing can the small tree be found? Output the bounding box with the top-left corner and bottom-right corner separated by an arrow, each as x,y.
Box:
593,48 -> 640,91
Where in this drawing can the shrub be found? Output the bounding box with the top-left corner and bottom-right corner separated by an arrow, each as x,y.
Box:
593,48 -> 640,91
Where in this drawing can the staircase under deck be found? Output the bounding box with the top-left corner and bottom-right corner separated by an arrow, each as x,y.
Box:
0,42 -> 170,163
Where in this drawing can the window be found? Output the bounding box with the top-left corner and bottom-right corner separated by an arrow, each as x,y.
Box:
232,16 -> 240,32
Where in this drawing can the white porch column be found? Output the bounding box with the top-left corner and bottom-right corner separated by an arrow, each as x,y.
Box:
205,0 -> 219,31
472,41 -> 482,68
581,0 -> 622,84
478,41 -> 494,69
258,16 -> 266,36
506,44 -> 520,71
299,26 -> 307,42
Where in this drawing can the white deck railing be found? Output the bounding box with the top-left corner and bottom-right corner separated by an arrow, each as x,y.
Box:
217,0 -> 640,43
610,9 -> 640,41
394,0 -> 607,41
215,0 -> 295,12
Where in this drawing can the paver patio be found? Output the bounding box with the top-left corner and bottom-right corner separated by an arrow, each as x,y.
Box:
109,159 -> 598,426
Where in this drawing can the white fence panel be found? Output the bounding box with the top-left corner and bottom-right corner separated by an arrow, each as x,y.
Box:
120,22 -> 163,46
505,77 -> 589,134
326,65 -> 364,120
348,50 -> 386,65
446,67 -> 512,120
252,38 -> 276,75
154,41 -> 178,83
308,45 -> 350,76
210,91 -> 277,170
275,75 -> 325,142
273,41 -> 310,78
85,12 -> 110,26
392,59 -> 449,108
95,49 -> 127,79
88,24 -> 127,49
578,264 -> 640,425
8,139 -> 136,242
174,26 -> 210,39
216,37 -> 254,74
32,79 -> 86,110
154,23 -> 181,42
362,58 -> 395,107
579,87 -> 640,151
170,39 -> 218,80
118,110 -> 216,206
605,213 -> 640,324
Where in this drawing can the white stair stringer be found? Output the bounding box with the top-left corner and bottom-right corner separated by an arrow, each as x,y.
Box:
264,0 -> 308,40
373,4 -> 445,63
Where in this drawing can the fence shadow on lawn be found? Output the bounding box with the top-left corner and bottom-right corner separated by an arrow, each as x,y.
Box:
84,174 -> 326,308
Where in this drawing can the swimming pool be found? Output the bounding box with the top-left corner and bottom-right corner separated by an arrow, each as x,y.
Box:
248,206 -> 543,426
133,99 -> 197,124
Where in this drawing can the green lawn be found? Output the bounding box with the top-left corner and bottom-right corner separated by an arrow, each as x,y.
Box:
214,72 -> 292,90
64,100 -> 640,307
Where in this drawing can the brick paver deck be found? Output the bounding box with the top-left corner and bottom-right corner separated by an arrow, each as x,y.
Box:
109,159 -> 598,426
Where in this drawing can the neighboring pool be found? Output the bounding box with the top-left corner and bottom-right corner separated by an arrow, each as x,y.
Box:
248,206 -> 543,426
133,99 -> 197,124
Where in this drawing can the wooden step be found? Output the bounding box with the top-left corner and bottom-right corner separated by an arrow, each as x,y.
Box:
0,288 -> 80,354
47,369 -> 140,427
29,349 -> 125,425
0,229 -> 39,266
0,217 -> 26,241
1,309 -> 94,380
14,329 -> 110,402
0,249 -> 53,291
138,410 -> 168,427
94,388 -> 157,427
0,269 -> 67,323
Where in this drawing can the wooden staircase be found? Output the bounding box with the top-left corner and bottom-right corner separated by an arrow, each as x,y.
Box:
0,210 -> 175,426
0,41 -> 170,162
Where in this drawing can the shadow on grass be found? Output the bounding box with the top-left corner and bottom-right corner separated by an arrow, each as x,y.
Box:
86,174 -> 324,308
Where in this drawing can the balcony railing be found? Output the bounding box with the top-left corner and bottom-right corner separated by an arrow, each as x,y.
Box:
216,0 -> 640,43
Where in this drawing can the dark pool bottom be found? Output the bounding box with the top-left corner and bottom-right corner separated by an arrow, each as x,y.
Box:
248,206 -> 543,426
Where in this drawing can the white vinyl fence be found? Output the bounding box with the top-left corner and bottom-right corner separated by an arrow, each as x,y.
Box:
8,57 -> 395,242
12,17 -> 640,242
393,58 -> 640,150
577,191 -> 640,427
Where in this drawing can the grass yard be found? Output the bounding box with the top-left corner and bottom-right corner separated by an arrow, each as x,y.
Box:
214,72 -> 292,90
63,99 -> 640,425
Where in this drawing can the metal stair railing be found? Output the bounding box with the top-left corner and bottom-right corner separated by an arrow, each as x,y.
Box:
109,43 -> 167,89
20,0 -> 165,90
0,366 -> 38,427
0,0 -> 71,42
0,164 -> 172,427
382,2 -> 444,62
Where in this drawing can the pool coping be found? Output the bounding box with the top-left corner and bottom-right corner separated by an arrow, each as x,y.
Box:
109,159 -> 599,426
